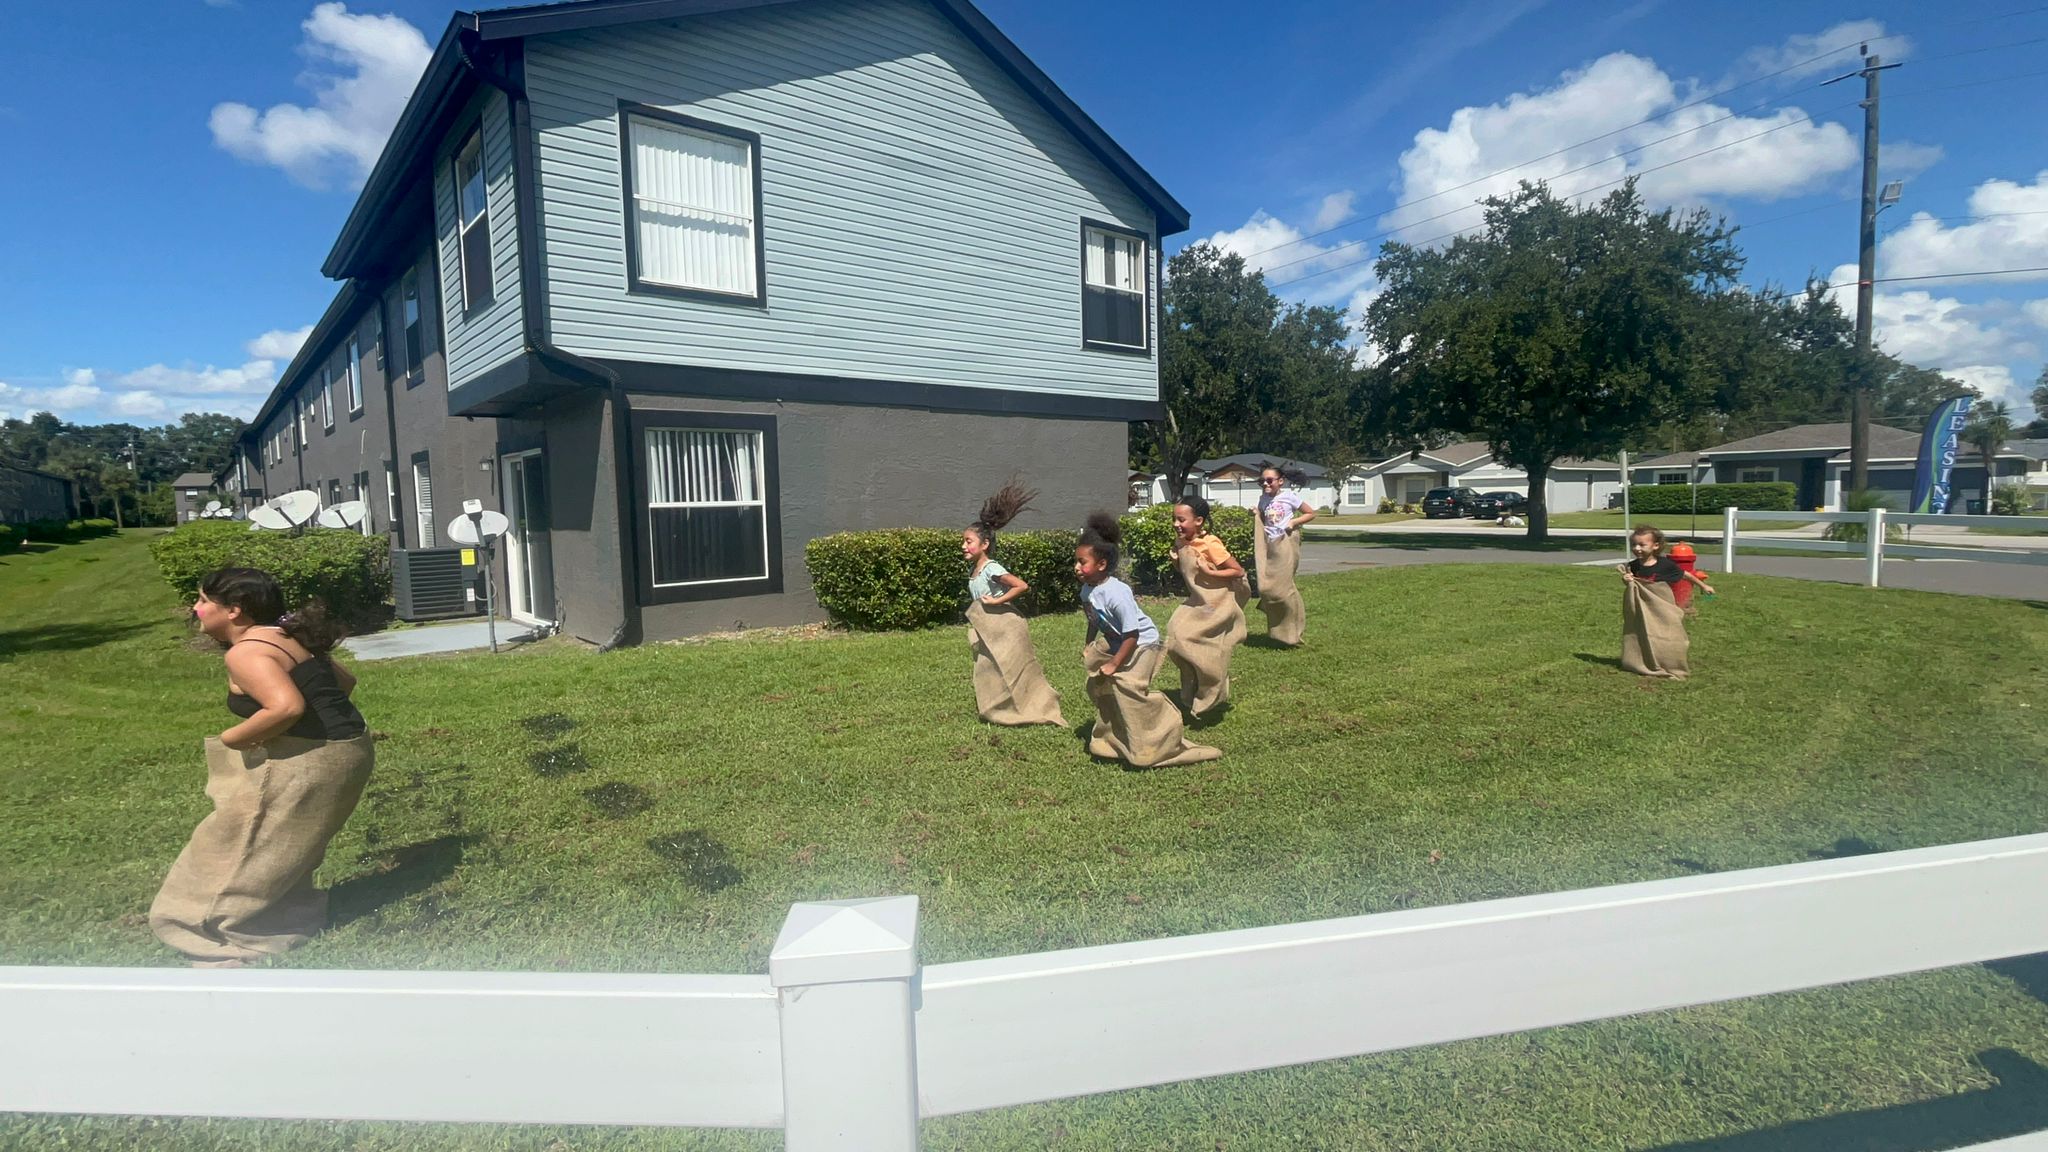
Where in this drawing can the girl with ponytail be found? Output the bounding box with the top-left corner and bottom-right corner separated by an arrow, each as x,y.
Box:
1165,495 -> 1249,716
149,567 -> 375,966
961,482 -> 1065,727
1074,512 -> 1220,768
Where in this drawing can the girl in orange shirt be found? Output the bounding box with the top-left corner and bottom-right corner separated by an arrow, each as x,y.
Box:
1165,496 -> 1250,717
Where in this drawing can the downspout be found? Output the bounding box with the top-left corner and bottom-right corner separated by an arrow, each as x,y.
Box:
369,277 -> 407,547
460,29 -> 642,649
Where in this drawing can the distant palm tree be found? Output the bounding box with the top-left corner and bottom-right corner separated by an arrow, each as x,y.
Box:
1962,401 -> 2013,512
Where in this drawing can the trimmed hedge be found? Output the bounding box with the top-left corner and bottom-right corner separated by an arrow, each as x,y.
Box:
0,518 -> 117,546
1625,481 -> 1797,515
805,506 -> 1259,631
149,520 -> 392,623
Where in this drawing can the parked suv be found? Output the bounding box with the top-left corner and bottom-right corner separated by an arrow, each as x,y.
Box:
1422,487 -> 1483,518
1475,491 -> 1526,518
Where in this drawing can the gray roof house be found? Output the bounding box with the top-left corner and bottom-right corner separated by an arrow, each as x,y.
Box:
1355,441 -> 1624,512
1628,423 -> 2042,511
233,0 -> 1187,644
169,473 -> 217,523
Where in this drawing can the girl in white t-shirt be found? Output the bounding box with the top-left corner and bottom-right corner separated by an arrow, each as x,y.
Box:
1074,513 -> 1219,767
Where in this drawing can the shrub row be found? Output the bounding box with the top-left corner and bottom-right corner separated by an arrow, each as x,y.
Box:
1626,481 -> 1797,515
805,504 -> 1262,631
149,519 -> 392,623
0,518 -> 117,548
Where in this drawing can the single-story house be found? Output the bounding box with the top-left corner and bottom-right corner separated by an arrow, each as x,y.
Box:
1129,455 -> 1339,511
1630,423 -> 2046,511
0,463 -> 76,524
1351,441 -> 1625,512
231,0 -> 1188,643
170,474 -> 217,522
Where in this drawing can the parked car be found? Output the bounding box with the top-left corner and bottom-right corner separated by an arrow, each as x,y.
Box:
1480,491 -> 1527,516
1469,492 -> 1508,518
1422,487 -> 1483,518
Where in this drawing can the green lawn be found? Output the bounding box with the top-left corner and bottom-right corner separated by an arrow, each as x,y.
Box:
1546,509 -> 1815,532
4,533 -> 2048,1151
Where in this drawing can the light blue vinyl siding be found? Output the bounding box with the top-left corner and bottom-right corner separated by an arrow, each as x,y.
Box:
524,0 -> 1159,403
435,87 -> 525,387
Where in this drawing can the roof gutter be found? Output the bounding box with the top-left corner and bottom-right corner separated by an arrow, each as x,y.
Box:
458,31 -> 643,650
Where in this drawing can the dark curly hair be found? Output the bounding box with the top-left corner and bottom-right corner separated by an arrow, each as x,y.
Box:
199,567 -> 347,656
1078,510 -> 1123,570
968,480 -> 1037,552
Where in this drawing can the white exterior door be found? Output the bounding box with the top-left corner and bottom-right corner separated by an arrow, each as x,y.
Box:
502,451 -> 555,625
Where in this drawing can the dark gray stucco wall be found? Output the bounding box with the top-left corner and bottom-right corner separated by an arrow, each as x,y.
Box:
538,389 -> 627,646
622,394 -> 1127,642
0,466 -> 75,523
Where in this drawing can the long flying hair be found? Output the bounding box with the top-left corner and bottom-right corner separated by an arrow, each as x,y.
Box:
969,480 -> 1038,551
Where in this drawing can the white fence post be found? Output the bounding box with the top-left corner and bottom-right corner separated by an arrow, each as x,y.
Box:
771,895 -> 922,1152
1865,506 -> 1886,588
1722,506 -> 1738,574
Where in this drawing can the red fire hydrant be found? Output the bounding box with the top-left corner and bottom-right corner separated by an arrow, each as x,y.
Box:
1668,542 -> 1697,610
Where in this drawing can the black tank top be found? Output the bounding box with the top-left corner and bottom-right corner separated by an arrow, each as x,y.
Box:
226,638 -> 367,741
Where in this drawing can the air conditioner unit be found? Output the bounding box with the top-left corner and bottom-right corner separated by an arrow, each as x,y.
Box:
391,547 -> 478,621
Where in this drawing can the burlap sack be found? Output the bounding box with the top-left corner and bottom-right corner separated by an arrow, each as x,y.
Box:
1254,529 -> 1306,646
1621,578 -> 1691,680
1083,638 -> 1222,768
967,599 -> 1066,727
150,733 -> 375,963
1166,545 -> 1249,715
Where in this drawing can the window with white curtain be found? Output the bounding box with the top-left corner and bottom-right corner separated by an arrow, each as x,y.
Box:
645,428 -> 768,586
625,111 -> 761,300
1083,223 -> 1147,350
413,456 -> 436,548
347,335 -> 363,413
455,131 -> 493,311
321,367 -> 336,430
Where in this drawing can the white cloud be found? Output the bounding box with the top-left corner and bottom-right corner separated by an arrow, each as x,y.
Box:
1877,171 -> 2048,286
1945,365 -> 2022,408
1725,21 -> 1904,87
1382,53 -> 1859,243
2025,300 -> 2048,329
113,391 -> 170,419
0,380 -> 104,417
1202,213 -> 1332,274
65,367 -> 96,388
117,360 -> 281,398
1312,191 -> 1357,231
209,3 -> 431,189
246,325 -> 314,361
1883,141 -> 1944,182
1821,261 -> 2039,416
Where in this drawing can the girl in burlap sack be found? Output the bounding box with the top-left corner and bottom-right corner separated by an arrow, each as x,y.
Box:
1618,525 -> 1715,680
1166,496 -> 1249,717
151,568 -> 375,967
962,482 -> 1065,727
1076,513 -> 1221,768
1254,464 -> 1317,646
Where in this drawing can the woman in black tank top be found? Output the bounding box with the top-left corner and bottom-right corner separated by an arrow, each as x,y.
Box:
149,567 -> 376,967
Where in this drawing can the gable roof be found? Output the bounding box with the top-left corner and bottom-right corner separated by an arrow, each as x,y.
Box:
1696,422 -> 1921,458
1195,454 -> 1329,479
325,0 -> 1188,280
170,473 -> 216,489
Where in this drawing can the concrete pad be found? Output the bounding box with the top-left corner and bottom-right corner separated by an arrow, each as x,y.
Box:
342,619 -> 537,661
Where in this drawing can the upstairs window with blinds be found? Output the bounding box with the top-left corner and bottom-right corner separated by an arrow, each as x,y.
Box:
455,131 -> 493,312
1082,223 -> 1148,351
624,110 -> 763,301
645,428 -> 769,587
413,456 -> 436,548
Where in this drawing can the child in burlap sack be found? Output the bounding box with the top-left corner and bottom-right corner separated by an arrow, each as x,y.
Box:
1076,513 -> 1220,768
151,568 -> 374,967
1618,525 -> 1716,680
962,482 -> 1065,727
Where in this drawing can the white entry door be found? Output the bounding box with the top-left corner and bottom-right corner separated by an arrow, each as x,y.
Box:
502,451 -> 555,624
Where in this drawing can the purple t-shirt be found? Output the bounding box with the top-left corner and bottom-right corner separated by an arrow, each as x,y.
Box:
1258,491 -> 1303,540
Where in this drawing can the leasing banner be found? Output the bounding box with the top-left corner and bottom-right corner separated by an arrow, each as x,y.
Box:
1909,395 -> 1975,514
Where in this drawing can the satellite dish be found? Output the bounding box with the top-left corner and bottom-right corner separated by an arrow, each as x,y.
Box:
250,489 -> 321,532
317,500 -> 367,530
447,509 -> 511,545
204,500 -> 223,514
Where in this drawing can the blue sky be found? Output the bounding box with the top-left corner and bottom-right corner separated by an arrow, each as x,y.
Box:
2,0 -> 2044,426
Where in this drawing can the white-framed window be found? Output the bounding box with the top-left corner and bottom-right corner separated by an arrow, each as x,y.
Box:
400,271 -> 423,377
1738,467 -> 1779,483
347,334 -> 363,413
1082,222 -> 1148,350
384,462 -> 398,531
1346,479 -> 1368,504
1656,471 -> 1691,485
353,470 -> 372,536
321,368 -> 335,431
297,403 -> 308,448
455,131 -> 493,311
624,110 -> 761,300
644,428 -> 769,587
413,456 -> 436,548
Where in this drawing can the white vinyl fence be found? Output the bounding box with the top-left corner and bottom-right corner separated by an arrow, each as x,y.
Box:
1721,507 -> 2048,587
7,834 -> 2048,1149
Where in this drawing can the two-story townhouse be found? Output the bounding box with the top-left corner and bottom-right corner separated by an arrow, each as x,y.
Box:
238,0 -> 1187,645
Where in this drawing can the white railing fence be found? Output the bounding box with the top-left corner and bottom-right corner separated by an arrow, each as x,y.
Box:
1720,507 -> 2048,588
7,834 -> 2048,1149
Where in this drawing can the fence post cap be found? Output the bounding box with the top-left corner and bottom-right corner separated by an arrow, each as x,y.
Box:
770,895 -> 920,987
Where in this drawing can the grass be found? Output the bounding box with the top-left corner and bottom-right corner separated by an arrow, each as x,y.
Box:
1547,509 -> 1815,532
4,533 -> 2048,1151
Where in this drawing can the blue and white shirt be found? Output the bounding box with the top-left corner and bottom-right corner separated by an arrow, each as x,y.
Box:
1085,577 -> 1159,648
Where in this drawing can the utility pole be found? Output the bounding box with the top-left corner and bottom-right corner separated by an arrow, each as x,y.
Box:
1827,48 -> 1900,494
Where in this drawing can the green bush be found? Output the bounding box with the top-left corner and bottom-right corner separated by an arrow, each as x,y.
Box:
149,521 -> 391,623
806,527 -> 1081,630
0,525 -> 14,549
1991,482 -> 2031,517
1378,498 -> 1398,514
1625,481 -> 1797,515
1118,503 -> 1259,593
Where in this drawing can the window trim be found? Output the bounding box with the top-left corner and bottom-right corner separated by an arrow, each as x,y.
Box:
618,103 -> 769,308
347,333 -> 364,415
412,451 -> 436,549
400,270 -> 424,387
628,409 -> 782,606
1737,467 -> 1780,484
1079,217 -> 1152,355
321,366 -> 336,432
454,128 -> 494,314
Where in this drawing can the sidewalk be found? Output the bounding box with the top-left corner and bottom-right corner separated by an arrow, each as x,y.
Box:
342,618 -> 538,661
